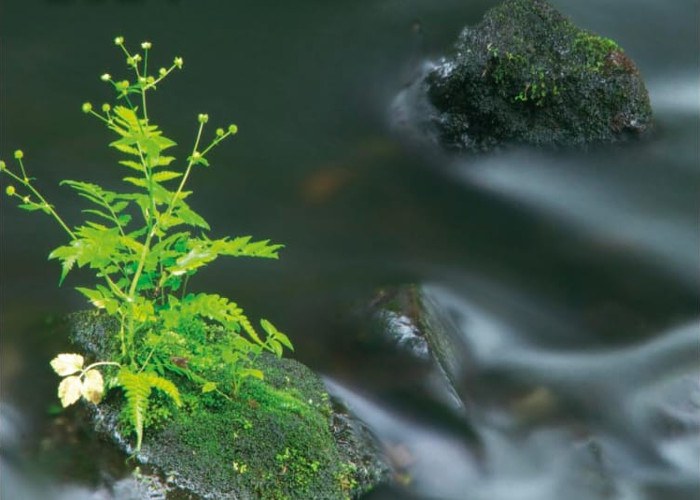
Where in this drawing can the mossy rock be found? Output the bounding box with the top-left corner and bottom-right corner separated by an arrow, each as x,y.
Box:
68,311 -> 388,499
422,0 -> 652,151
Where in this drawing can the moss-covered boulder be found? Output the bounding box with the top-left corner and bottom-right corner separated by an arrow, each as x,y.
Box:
68,312 -> 388,499
422,0 -> 652,151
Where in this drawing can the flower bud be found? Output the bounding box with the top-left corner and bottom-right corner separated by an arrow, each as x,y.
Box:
5,185 -> 15,196
22,196 -> 30,203
101,73 -> 111,82
141,41 -> 152,50
138,76 -> 147,85
192,151 -> 202,160
82,102 -> 93,113
198,113 -> 209,124
159,67 -> 167,77
14,150 -> 24,160
228,124 -> 238,135
216,128 -> 224,137
174,57 -> 184,69
116,80 -> 130,91
0,160 -> 6,171
102,103 -> 111,113
114,36 -> 125,46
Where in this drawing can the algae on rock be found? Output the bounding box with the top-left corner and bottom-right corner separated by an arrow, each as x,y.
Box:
68,311 -> 388,499
421,0 -> 653,151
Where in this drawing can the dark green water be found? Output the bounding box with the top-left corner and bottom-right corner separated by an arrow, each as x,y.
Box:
1,1 -> 698,498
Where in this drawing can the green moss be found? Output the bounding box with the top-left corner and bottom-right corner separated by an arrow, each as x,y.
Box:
69,312 -> 385,499
487,47 -> 560,106
149,354 -> 352,499
336,461 -> 360,495
573,32 -> 620,72
483,8 -> 620,107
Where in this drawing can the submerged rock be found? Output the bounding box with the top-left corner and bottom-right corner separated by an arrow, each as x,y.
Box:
403,0 -> 652,152
366,286 -> 471,412
67,312 -> 388,499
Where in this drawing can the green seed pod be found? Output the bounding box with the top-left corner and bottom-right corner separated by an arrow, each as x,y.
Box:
14,150 -> 24,160
5,185 -> 16,196
228,124 -> 238,135
82,102 -> 93,113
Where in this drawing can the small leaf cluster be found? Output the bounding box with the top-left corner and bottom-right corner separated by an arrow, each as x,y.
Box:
50,353 -> 119,406
1,37 -> 293,451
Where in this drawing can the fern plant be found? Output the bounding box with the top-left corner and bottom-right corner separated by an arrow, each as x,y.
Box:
117,368 -> 182,451
1,37 -> 293,450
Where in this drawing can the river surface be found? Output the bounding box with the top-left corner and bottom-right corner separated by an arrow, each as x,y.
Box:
1,1 -> 698,499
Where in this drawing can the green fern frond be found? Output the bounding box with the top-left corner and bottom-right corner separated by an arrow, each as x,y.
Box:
144,372 -> 182,406
116,368 -> 181,451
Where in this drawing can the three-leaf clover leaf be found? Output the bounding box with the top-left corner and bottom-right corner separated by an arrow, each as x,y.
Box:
50,353 -> 117,407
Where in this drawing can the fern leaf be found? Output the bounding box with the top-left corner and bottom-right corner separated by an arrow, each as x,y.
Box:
145,373 -> 182,406
217,236 -> 284,259
116,369 -> 149,451
116,368 -> 181,451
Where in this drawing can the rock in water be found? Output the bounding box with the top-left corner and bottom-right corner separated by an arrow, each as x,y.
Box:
67,312 -> 388,499
422,0 -> 652,151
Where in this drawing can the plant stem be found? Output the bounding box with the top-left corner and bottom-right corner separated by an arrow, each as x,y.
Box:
142,50 -> 149,121
3,167 -> 75,239
84,361 -> 121,371
165,121 -> 205,219
122,121 -> 205,361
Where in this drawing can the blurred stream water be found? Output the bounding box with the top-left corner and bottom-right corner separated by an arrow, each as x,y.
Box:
1,1 -> 698,498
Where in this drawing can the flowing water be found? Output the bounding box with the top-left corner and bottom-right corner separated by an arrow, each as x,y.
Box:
1,1 -> 698,499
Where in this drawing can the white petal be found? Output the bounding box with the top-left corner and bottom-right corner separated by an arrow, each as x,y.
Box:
50,353 -> 84,376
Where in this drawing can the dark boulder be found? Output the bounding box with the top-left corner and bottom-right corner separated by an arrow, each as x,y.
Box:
412,0 -> 653,152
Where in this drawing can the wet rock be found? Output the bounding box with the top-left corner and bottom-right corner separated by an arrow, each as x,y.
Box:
402,0 -> 652,152
366,286 -> 470,411
67,311 -> 388,499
